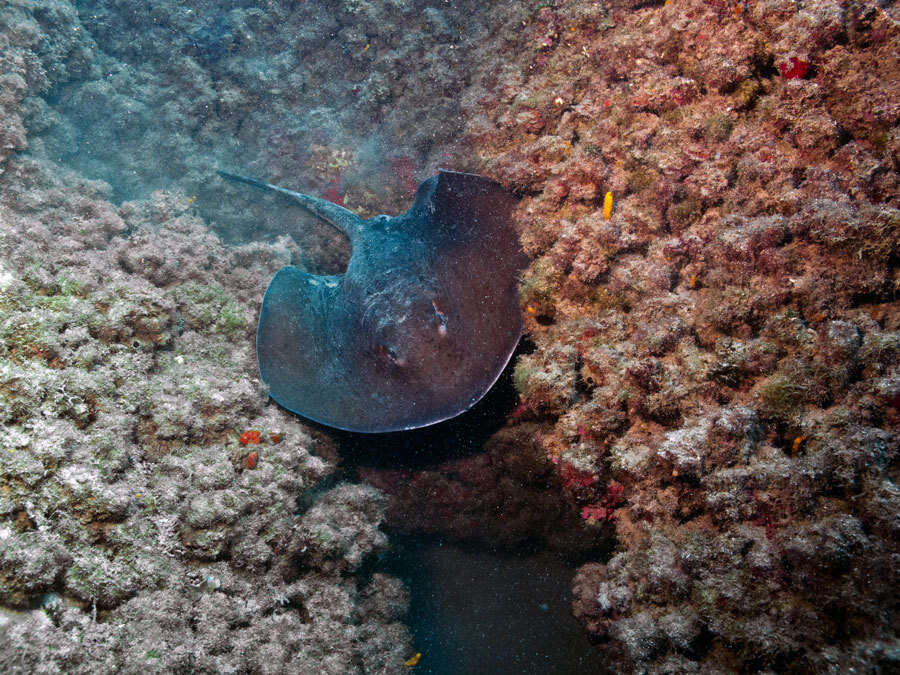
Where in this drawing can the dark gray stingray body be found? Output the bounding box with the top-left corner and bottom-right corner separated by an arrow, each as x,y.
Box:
220,169 -> 525,432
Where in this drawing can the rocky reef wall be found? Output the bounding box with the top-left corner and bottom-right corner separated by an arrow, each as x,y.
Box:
454,0 -> 898,671
0,0 -> 897,673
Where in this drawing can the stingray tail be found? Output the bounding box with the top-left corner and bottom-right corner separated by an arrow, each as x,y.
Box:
216,169 -> 274,192
217,169 -> 364,241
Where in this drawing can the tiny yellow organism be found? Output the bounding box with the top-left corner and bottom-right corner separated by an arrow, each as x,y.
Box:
404,653 -> 422,667
363,43 -> 370,52
602,191 -> 613,220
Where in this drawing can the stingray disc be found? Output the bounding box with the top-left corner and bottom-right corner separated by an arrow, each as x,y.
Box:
251,169 -> 525,432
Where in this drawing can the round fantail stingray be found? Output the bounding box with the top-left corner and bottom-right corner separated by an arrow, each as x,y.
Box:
219,168 -> 526,433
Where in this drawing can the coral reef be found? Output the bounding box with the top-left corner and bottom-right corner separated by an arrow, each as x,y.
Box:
0,158 -> 409,672
0,0 -> 897,672
455,0 -> 898,671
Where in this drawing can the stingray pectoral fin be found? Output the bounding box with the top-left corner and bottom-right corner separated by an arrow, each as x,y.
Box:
406,170 -> 520,246
256,266 -> 348,424
217,169 -> 366,243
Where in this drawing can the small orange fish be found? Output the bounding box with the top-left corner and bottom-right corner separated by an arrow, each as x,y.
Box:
404,653 -> 422,667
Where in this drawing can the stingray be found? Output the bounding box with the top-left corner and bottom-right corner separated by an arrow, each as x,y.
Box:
219,168 -> 526,433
